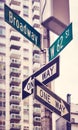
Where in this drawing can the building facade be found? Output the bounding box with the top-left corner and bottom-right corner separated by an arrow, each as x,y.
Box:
0,0 -> 7,129
56,103 -> 78,130
0,0 -> 42,130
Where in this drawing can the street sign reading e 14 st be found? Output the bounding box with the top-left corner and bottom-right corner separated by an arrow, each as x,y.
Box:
22,56 -> 59,99
34,79 -> 70,122
4,4 -> 41,49
49,23 -> 73,61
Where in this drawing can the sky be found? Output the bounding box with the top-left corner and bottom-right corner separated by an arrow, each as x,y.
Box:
54,0 -> 78,104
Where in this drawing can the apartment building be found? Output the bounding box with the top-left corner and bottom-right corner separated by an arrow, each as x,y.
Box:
0,0 -> 42,129
0,0 -> 6,129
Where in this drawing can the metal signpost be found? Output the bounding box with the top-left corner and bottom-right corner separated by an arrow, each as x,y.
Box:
4,4 -> 41,49
34,79 -> 70,122
22,56 -> 59,99
49,23 -> 73,61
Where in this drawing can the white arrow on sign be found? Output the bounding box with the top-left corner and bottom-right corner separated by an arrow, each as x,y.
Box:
60,100 -> 69,116
24,77 -> 34,94
55,99 -> 69,116
22,56 -> 59,99
24,64 -> 56,94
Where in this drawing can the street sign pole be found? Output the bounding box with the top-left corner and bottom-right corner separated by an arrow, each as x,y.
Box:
34,79 -> 70,122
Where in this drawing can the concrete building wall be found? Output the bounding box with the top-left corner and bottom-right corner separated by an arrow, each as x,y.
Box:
56,103 -> 78,130
0,0 -> 33,129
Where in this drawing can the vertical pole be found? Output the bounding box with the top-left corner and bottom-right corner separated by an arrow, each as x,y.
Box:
40,28 -> 53,130
67,94 -> 71,130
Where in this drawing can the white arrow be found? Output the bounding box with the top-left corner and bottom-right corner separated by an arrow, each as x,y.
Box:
24,77 -> 34,94
60,100 -> 69,116
54,99 -> 69,116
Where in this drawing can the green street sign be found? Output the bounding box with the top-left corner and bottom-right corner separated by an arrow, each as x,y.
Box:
4,4 -> 41,49
49,23 -> 73,61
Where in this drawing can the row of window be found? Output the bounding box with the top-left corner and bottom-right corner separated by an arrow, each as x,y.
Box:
10,114 -> 21,119
0,2 -> 4,10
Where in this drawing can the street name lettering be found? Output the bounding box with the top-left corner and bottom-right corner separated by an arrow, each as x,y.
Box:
49,23 -> 73,61
4,4 -> 41,49
9,11 -> 38,45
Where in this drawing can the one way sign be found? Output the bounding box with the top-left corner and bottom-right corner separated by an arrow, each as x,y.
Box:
34,79 -> 70,122
22,56 -> 59,99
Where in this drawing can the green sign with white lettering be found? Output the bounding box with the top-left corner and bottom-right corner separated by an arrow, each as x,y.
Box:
4,4 -> 41,49
49,23 -> 73,61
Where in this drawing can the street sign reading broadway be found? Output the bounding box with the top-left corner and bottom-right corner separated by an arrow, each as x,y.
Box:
34,79 -> 70,122
22,56 -> 59,99
49,23 -> 73,61
4,4 -> 41,49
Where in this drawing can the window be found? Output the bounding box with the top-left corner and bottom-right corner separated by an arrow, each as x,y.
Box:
3,102 -> 5,107
10,35 -> 20,41
32,6 -> 40,12
0,2 -> 4,10
71,118 -> 75,123
0,74 -> 5,80
0,102 -> 2,106
23,0 -> 29,5
0,55 -> 5,62
33,15 -> 40,20
23,57 -> 29,61
34,126 -> 41,130
23,6 -> 29,16
0,92 -> 2,98
23,66 -> 29,76
23,48 -> 29,54
34,108 -> 40,113
0,13 -> 4,19
32,0 -> 40,4
0,45 -> 5,53
0,28 -> 5,36
3,92 -> 5,98
24,48 -> 29,51
0,111 -> 2,116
